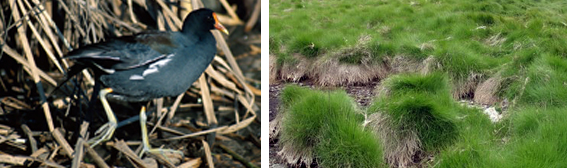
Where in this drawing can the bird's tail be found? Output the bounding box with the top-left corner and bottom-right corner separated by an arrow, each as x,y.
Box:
47,63 -> 88,96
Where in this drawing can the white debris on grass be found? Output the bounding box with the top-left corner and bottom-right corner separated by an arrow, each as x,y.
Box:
459,100 -> 503,123
483,107 -> 502,123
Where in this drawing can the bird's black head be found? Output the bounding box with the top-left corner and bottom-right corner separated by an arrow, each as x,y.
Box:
182,8 -> 229,35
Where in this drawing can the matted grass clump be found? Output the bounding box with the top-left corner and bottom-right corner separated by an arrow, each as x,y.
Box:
385,72 -> 451,96
278,85 -> 384,167
368,72 -> 458,166
384,94 -> 457,151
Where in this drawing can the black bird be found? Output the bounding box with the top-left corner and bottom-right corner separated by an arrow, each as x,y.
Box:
60,8 -> 228,156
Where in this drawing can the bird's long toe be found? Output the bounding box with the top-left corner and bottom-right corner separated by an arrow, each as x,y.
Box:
87,121 -> 117,147
138,106 -> 183,164
88,88 -> 118,147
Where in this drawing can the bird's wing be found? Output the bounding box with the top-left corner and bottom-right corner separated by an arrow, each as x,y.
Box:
64,31 -> 185,71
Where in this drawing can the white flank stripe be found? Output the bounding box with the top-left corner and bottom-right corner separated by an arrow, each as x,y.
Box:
129,75 -> 144,80
142,54 -> 173,77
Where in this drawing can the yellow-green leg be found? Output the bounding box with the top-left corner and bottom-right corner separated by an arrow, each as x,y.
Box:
138,106 -> 184,158
87,88 -> 117,147
86,88 -> 183,159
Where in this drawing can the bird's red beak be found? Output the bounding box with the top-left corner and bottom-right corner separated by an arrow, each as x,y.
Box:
213,13 -> 229,35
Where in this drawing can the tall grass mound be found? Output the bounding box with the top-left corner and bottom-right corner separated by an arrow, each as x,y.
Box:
277,85 -> 384,167
368,72 -> 458,166
385,94 -> 457,150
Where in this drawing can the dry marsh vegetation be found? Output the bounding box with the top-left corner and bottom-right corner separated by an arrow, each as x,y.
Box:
365,112 -> 420,168
0,0 -> 261,167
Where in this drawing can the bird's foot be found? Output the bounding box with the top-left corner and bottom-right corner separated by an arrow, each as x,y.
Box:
138,106 -> 183,164
87,88 -> 118,147
87,121 -> 117,147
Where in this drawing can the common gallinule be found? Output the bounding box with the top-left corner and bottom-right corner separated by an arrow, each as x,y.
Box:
60,8 -> 228,156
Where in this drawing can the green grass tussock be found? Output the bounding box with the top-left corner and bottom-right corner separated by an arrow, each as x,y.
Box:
316,115 -> 384,168
279,85 -> 384,167
371,73 -> 458,151
386,72 -> 450,96
386,94 -> 457,151
279,85 -> 315,109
